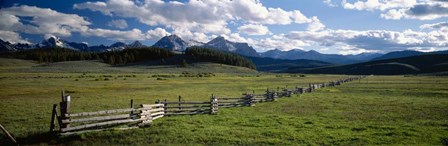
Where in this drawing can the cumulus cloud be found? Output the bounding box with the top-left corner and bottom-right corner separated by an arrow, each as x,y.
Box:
0,5 -> 91,37
73,0 -> 317,40
0,5 -> 171,42
146,27 -> 171,40
342,0 -> 448,20
82,28 -> 145,41
238,24 -> 271,35
107,19 -> 128,29
342,0 -> 416,11
0,30 -> 30,44
280,28 -> 448,53
307,17 -> 326,32
252,34 -> 308,51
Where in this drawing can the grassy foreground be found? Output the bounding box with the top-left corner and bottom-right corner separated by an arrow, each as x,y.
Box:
0,59 -> 447,145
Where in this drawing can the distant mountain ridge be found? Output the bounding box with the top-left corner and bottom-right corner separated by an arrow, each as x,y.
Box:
286,54 -> 448,75
260,49 -> 382,64
246,56 -> 332,72
371,50 -> 448,61
1,35 -> 447,66
0,36 -> 149,52
151,35 -> 259,57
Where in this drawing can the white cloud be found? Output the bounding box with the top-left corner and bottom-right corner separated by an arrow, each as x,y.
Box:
0,5 -> 91,37
82,28 -> 145,41
146,27 -> 171,40
0,5 -> 170,42
307,17 -> 325,32
107,19 -> 128,29
337,44 -> 379,55
0,30 -> 30,44
342,0 -> 448,20
74,0 -> 318,40
407,47 -> 437,52
342,0 -> 416,11
238,24 -> 270,35
380,9 -> 405,19
253,34 -> 308,51
420,22 -> 448,29
323,0 -> 337,7
284,28 -> 448,52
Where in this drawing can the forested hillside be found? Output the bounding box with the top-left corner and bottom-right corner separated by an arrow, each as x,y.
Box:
186,47 -> 256,69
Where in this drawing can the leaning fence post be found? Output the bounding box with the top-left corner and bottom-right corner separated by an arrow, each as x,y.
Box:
50,104 -> 57,133
0,124 -> 17,145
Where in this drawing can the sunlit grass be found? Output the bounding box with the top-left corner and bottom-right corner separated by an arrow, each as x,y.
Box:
0,59 -> 447,145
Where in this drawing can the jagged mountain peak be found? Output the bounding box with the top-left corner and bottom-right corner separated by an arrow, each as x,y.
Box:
127,41 -> 145,48
152,35 -> 189,51
0,39 -> 17,52
110,42 -> 126,47
166,34 -> 182,39
204,36 -> 259,57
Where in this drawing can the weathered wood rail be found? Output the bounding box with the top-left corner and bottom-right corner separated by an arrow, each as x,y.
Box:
50,75 -> 366,135
50,95 -> 165,135
156,95 -> 218,115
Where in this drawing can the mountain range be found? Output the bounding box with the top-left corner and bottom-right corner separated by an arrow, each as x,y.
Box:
0,36 -> 146,52
286,54 -> 448,75
2,35 -> 448,66
260,49 -> 382,64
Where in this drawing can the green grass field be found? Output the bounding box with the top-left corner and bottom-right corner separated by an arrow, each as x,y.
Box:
0,58 -> 447,145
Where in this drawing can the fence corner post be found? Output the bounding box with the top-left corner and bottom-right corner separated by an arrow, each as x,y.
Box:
60,90 -> 70,129
210,94 -> 218,115
249,93 -> 255,107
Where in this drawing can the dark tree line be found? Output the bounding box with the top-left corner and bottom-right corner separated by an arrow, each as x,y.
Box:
3,47 -> 256,69
186,47 -> 256,69
6,47 -> 175,65
102,47 -> 174,65
10,48 -> 100,63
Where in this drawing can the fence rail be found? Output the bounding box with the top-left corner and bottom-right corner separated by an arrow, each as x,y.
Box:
50,76 -> 366,135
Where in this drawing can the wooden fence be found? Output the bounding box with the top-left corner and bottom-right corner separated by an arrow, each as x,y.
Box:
50,94 -> 165,135
50,76 -> 366,135
155,95 -> 218,116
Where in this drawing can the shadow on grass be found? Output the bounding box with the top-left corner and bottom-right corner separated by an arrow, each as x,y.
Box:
0,132 -> 83,146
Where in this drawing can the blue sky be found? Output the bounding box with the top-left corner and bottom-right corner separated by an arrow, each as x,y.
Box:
0,0 -> 447,54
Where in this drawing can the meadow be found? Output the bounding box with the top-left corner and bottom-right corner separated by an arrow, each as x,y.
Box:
0,58 -> 447,145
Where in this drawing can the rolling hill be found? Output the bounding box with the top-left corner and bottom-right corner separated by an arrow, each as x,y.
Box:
246,56 -> 332,72
286,54 -> 448,75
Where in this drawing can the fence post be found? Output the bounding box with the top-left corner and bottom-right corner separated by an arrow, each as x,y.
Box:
249,93 -> 255,106
60,90 -> 70,129
178,96 -> 182,111
210,94 -> 218,114
0,124 -> 17,145
130,99 -> 134,119
163,99 -> 167,115
265,88 -> 271,101
50,104 -> 57,133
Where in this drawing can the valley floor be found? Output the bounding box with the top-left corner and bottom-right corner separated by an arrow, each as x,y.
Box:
0,59 -> 447,145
